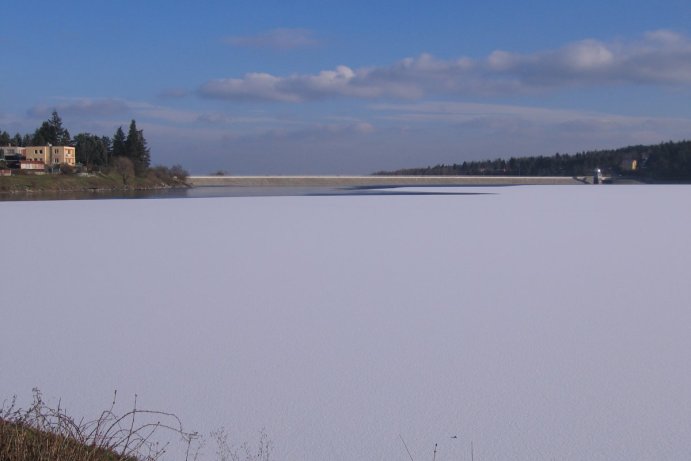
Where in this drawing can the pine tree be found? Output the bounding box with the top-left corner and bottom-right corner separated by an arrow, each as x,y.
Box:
111,126 -> 126,159
32,130 -> 47,146
51,111 -> 71,145
74,133 -> 111,168
124,120 -> 150,176
125,120 -> 138,160
33,111 -> 71,145
136,129 -> 151,173
0,131 -> 10,146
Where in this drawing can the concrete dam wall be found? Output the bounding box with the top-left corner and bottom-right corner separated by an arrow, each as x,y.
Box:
187,175 -> 587,187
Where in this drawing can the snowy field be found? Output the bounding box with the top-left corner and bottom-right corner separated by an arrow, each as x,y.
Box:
2,185 -> 691,460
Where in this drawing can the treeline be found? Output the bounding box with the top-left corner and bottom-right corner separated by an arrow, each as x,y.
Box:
375,140 -> 691,181
0,111 -> 72,148
0,111 -> 184,180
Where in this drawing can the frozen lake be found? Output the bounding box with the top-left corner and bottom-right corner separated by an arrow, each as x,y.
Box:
2,185 -> 691,460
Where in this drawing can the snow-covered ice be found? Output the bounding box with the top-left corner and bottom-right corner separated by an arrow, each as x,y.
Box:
2,185 -> 691,460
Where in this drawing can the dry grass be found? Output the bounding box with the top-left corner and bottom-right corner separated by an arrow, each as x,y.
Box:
0,389 -> 199,461
0,170 -> 188,193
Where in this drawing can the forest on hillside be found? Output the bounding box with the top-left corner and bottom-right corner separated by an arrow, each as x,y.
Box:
375,140 -> 691,181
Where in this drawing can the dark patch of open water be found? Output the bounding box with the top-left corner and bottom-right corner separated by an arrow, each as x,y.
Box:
0,185 -> 495,202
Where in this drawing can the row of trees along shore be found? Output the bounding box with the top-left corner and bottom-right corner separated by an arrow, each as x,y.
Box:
1,111 -> 186,183
374,140 -> 691,181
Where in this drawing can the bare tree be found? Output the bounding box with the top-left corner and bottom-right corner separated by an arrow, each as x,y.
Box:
113,156 -> 135,186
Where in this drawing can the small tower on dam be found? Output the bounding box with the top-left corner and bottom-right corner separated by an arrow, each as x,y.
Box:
593,168 -> 603,184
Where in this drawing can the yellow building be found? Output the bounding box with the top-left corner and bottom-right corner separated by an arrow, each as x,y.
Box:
24,145 -> 76,166
24,146 -> 48,163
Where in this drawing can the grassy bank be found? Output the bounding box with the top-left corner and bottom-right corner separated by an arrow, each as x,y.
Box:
1,390 -> 273,461
0,390 -> 197,461
0,419 -> 139,461
0,172 -> 188,194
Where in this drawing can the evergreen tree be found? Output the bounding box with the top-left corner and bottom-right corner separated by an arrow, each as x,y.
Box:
0,131 -> 10,146
32,111 -> 71,145
124,120 -> 138,160
74,133 -> 110,168
111,126 -> 126,158
124,120 -> 150,176
101,136 -> 112,161
51,111 -> 71,145
32,130 -> 47,146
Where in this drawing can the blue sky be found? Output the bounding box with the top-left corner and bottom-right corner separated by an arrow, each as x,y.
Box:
2,0 -> 691,173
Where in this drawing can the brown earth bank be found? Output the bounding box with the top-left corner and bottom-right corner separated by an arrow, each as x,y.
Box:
0,173 -> 188,194
0,419 -> 140,461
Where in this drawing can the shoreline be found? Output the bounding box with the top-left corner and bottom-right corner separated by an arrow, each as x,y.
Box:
0,173 -> 188,195
0,174 -> 652,200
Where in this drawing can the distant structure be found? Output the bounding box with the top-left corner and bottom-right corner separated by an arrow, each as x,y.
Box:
19,160 -> 46,172
593,168 -> 603,184
24,145 -> 76,166
0,144 -> 76,174
0,145 -> 24,158
620,158 -> 638,172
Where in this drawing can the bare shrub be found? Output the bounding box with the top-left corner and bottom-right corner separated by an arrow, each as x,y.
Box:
168,164 -> 188,182
149,164 -> 189,185
210,427 -> 272,461
112,157 -> 135,186
0,388 -> 199,461
59,163 -> 75,175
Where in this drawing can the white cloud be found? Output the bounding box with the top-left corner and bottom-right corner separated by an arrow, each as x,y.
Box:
200,73 -> 303,102
487,50 -> 517,71
224,28 -> 319,50
199,64 -> 425,102
199,30 -> 691,102
562,40 -> 615,70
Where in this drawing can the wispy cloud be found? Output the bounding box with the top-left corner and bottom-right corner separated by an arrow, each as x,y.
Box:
157,88 -> 189,99
245,121 -> 376,140
376,100 -> 691,129
224,28 -> 319,50
200,30 -> 691,102
196,113 -> 235,125
26,97 -> 205,125
371,101 -> 630,124
372,100 -> 691,154
27,98 -> 131,118
24,96 -> 320,140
